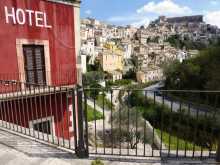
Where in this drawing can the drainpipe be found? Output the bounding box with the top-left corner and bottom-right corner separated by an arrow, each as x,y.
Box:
217,137 -> 220,162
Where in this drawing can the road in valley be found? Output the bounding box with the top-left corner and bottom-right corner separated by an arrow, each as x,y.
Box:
143,82 -> 211,116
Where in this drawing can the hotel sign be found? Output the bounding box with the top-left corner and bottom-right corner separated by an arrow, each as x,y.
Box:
4,6 -> 52,28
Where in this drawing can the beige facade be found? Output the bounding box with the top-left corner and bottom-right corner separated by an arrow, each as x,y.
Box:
137,67 -> 164,83
99,49 -> 123,72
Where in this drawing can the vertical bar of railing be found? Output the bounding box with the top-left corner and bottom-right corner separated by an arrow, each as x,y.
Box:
110,89 -> 113,155
13,82 -> 19,132
135,91 -> 138,156
38,85 -> 44,140
66,88 -> 71,149
168,96 -> 173,157
75,87 -> 88,158
43,85 -> 50,142
93,91 -> 97,154
5,91 -> 11,129
1,82 -> 6,128
201,94 -> 209,158
24,85 -> 31,136
160,91 -> 165,157
102,90 -> 106,155
119,93 -> 122,155
29,85 -> 35,138
49,86 -> 55,144
209,93 -> 219,158
176,96 -> 182,158
144,90 -> 147,157
216,93 -> 220,162
192,105 -> 199,158
21,84 -> 27,135
2,94 -> 7,128
127,90 -> 130,156
34,86 -> 40,139
59,87 -> 65,147
54,86 -> 60,145
184,102 -> 191,158
71,88 -> 77,150
217,140 -> 220,162
17,82 -> 23,133
10,83 -> 15,131
83,88 -> 89,156
152,91 -> 156,157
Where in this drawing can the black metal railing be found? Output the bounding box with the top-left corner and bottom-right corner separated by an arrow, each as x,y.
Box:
0,79 -> 220,161
0,80 -> 89,158
82,88 -> 220,159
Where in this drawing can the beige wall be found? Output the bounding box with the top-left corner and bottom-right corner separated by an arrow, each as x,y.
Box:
136,71 -> 145,83
137,69 -> 164,83
101,54 -> 123,72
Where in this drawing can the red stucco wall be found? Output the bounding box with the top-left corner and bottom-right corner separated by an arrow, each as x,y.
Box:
0,0 -> 77,86
0,94 -> 74,139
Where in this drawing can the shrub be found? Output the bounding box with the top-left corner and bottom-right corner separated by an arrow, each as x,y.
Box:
91,159 -> 104,165
106,79 -> 132,87
128,91 -> 220,148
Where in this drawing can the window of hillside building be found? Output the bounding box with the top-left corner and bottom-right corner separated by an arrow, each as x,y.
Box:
23,45 -> 46,85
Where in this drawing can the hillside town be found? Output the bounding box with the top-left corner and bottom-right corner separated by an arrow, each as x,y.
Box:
81,15 -> 220,84
1,0 -> 220,164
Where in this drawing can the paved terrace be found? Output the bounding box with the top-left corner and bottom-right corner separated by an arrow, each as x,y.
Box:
0,128 -> 217,165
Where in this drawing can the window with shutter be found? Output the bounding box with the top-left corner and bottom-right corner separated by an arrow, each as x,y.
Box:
23,45 -> 46,85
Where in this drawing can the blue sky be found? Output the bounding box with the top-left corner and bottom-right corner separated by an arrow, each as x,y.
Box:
81,0 -> 220,27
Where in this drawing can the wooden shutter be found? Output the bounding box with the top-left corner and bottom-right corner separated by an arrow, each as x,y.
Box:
23,45 -> 46,85
34,46 -> 46,84
23,46 -> 35,84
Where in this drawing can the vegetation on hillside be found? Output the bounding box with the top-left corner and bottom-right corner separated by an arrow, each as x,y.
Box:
165,34 -> 208,50
86,104 -> 103,122
164,44 -> 220,91
127,91 -> 220,149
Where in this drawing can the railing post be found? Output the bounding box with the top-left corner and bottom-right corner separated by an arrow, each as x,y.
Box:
216,139 -> 220,162
75,86 -> 88,158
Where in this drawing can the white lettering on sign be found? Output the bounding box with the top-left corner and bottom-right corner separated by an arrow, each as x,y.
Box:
26,9 -> 34,26
16,9 -> 26,25
4,6 -> 52,28
35,11 -> 44,27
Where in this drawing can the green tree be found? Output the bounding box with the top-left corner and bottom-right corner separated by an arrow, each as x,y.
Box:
111,105 -> 147,149
83,71 -> 104,86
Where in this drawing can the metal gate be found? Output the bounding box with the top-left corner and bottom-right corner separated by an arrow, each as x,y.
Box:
80,87 -> 220,160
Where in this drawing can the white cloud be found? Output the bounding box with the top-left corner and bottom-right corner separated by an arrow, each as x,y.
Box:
107,0 -> 194,27
204,11 -> 220,27
210,0 -> 218,5
137,0 -> 192,16
131,18 -> 150,27
85,10 -> 92,15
